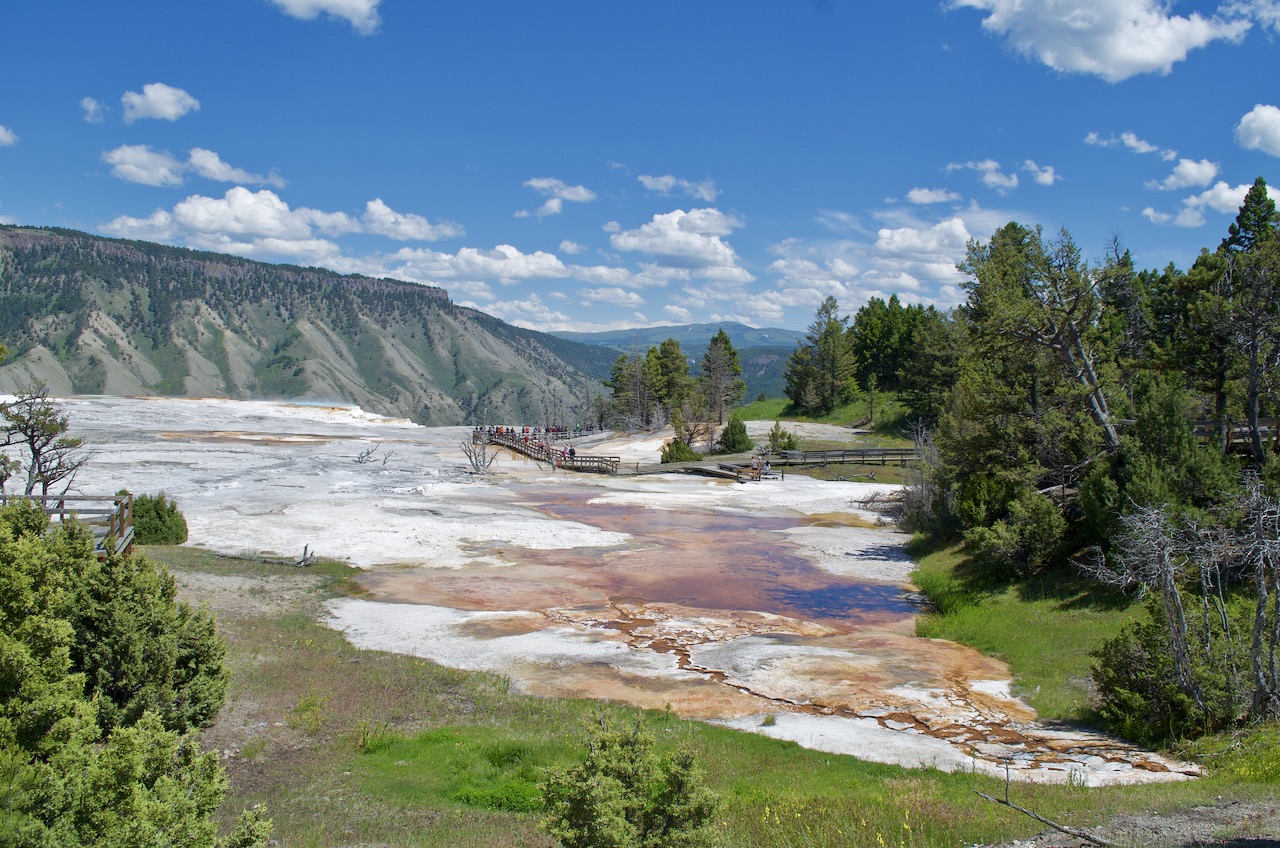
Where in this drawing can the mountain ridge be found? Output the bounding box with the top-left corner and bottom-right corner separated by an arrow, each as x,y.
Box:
0,225 -> 614,425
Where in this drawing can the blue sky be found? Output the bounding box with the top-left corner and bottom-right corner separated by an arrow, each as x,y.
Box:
2,1 -> 1279,333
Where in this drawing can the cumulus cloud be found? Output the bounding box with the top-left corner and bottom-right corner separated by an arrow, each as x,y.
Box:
1022,160 -> 1059,185
1236,104 -> 1280,156
102,145 -> 186,187
638,174 -> 720,202
872,217 -> 974,286
102,145 -> 287,189
664,304 -> 693,322
269,0 -> 381,34
81,97 -> 104,124
610,208 -> 751,279
951,0 -> 1252,82
1085,130 -> 1177,159
946,159 -> 1018,192
578,287 -> 645,307
121,83 -> 200,124
362,198 -> 462,241
906,187 -> 961,204
0,125 -> 16,147
188,148 -> 286,188
1224,0 -> 1280,31
761,204 -> 996,322
559,240 -> 587,255
519,177 -> 597,218
103,187 -> 463,272
172,188 -> 314,240
1144,180 -> 1280,228
1146,158 -> 1219,190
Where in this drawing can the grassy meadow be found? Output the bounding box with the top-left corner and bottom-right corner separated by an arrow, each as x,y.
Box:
151,540 -> 1278,848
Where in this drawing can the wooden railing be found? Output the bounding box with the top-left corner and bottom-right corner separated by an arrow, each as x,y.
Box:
771,447 -> 918,466
1,494 -> 134,558
476,431 -> 621,475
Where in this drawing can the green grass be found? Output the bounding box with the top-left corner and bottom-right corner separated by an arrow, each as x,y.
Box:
910,541 -> 1142,720
738,393 -> 914,440
146,545 -> 1279,848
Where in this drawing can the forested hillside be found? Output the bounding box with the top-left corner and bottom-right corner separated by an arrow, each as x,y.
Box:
0,226 -> 614,424
553,322 -> 802,401
783,176 -> 1280,743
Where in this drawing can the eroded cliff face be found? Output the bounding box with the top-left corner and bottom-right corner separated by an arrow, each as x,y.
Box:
0,226 -> 605,424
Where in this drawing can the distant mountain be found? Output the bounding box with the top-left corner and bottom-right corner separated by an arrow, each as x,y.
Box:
0,226 -> 615,425
552,321 -> 805,352
551,322 -> 804,402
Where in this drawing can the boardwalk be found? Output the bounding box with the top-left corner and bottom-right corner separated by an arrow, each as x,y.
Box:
772,447 -> 918,466
477,430 -> 621,474
2,493 -> 135,558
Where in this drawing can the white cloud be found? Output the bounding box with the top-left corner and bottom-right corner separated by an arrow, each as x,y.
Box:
455,293 -> 579,332
1188,180 -> 1273,215
520,177 -> 596,218
951,0 -> 1252,82
362,198 -> 462,241
610,208 -> 751,278
1146,158 -> 1219,190
387,244 -> 571,286
121,83 -> 200,124
1224,0 -> 1280,31
1085,130 -> 1177,159
906,187 -> 961,204
872,217 -> 974,286
638,174 -> 720,202
188,148 -> 286,188
101,209 -> 178,242
80,97 -> 104,124
578,287 -> 645,307
1236,104 -> 1280,156
102,145 -> 186,187
1022,160 -> 1059,185
946,159 -> 1018,192
103,145 -> 287,189
269,0 -> 381,34
1144,180 -> 1280,229
664,305 -> 692,323
102,187 -> 461,267
0,125 -> 15,147
559,240 -> 587,255
173,187 -> 314,240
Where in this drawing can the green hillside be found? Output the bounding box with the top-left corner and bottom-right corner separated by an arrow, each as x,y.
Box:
0,226 -> 614,425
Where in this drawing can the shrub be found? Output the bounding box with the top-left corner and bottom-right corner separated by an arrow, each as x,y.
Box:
767,419 -> 799,453
716,414 -> 752,454
131,491 -> 189,545
0,503 -> 264,846
540,719 -> 719,848
0,497 -> 50,540
963,488 -> 1064,578
660,440 -> 701,464
1093,596 -> 1253,745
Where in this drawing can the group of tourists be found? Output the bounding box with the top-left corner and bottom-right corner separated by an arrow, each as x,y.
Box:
474,423 -> 593,441
472,424 -> 587,466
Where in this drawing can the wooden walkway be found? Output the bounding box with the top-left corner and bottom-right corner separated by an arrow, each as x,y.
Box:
478,431 -> 621,474
2,493 -> 134,558
772,447 -> 918,466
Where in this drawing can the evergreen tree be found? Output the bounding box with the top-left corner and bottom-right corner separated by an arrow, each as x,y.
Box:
646,338 -> 694,422
784,297 -> 854,415
540,719 -> 719,848
1222,176 -> 1279,254
699,329 -> 745,424
0,502 -> 267,846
